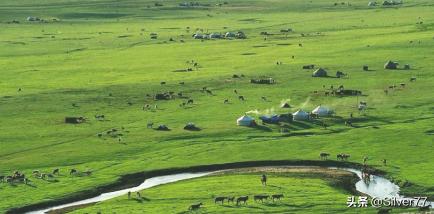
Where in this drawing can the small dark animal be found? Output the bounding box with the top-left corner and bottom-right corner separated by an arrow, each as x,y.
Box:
227,196 -> 235,203
187,99 -> 194,104
254,195 -> 269,203
410,77 -> 416,82
238,96 -> 245,101
215,196 -> 227,204
70,169 -> 77,175
189,202 -> 203,210
224,99 -> 229,104
320,152 -> 330,160
236,196 -> 249,205
160,82 -> 166,85
52,168 -> 60,175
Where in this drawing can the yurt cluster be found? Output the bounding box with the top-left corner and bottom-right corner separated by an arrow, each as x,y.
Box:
237,105 -> 333,127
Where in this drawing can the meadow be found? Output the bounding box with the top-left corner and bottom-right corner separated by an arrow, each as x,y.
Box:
0,0 -> 433,213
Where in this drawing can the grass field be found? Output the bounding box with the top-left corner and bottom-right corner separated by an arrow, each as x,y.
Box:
0,0 -> 433,213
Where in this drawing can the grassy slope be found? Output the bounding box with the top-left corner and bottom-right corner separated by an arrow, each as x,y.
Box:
0,0 -> 433,212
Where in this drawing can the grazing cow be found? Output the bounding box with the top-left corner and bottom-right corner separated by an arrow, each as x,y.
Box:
70,169 -> 77,175
320,152 -> 330,160
187,99 -> 194,104
271,194 -> 284,201
227,196 -> 235,204
214,196 -> 227,204
236,196 -> 249,205
160,82 -> 166,85
189,202 -> 203,210
254,195 -> 269,203
224,99 -> 229,104
238,96 -> 245,101
52,168 -> 59,175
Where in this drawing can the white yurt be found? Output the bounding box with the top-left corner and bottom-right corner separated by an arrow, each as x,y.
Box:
292,109 -> 309,121
311,105 -> 331,116
237,115 -> 255,126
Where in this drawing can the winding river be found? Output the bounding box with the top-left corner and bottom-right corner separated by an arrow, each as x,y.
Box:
26,166 -> 432,214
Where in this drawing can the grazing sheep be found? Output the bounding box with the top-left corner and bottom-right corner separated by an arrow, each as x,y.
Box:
320,152 -> 330,160
236,196 -> 249,205
271,194 -> 284,201
188,202 -> 203,210
215,196 -> 227,204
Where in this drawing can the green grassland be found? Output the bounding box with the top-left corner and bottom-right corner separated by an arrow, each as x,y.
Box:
72,168 -> 383,214
0,0 -> 433,213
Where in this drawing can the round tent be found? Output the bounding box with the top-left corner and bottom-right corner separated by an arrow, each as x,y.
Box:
292,109 -> 309,121
311,105 -> 331,116
237,115 -> 256,126
312,68 -> 328,77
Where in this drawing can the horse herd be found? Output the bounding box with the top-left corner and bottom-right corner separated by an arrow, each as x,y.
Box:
189,194 -> 284,211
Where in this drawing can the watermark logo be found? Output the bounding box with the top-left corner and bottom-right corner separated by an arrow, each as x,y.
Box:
347,196 -> 429,208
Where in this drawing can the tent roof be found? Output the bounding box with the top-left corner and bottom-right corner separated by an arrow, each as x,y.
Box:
292,109 -> 308,116
237,115 -> 254,121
